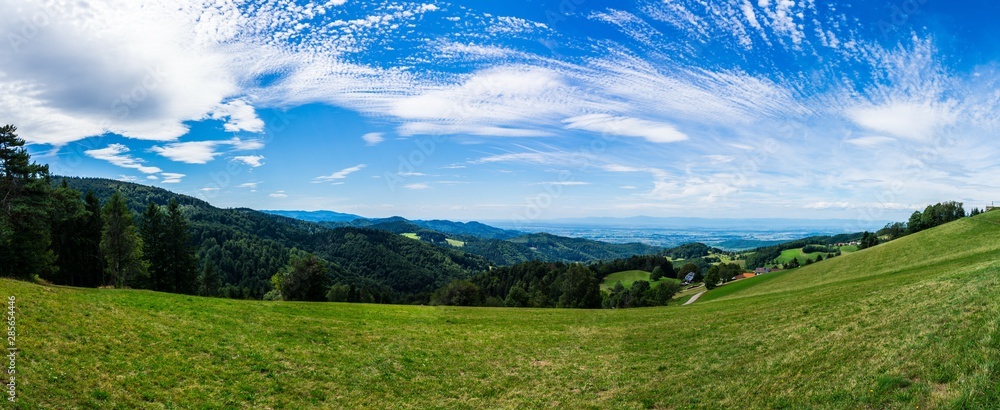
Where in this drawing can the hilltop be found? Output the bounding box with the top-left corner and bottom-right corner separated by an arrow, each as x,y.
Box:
7,208 -> 1000,408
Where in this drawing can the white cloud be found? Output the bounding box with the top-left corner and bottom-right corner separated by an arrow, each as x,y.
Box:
563,114 -> 688,143
238,182 -> 259,189
147,175 -> 159,180
160,173 -> 185,184
150,138 -> 264,164
269,192 -> 288,198
210,99 -> 264,133
845,136 -> 896,147
404,183 -> 431,190
199,187 -> 220,192
85,144 -> 161,174
704,155 -> 736,163
0,1 -> 243,144
803,201 -> 851,210
313,164 -> 366,183
620,185 -> 638,190
362,132 -> 385,146
847,102 -> 957,143
232,155 -> 265,167
532,181 -> 590,186
150,141 -> 220,164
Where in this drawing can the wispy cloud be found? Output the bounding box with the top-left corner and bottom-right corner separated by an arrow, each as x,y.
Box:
313,164 -> 366,183
232,155 -> 265,167
150,138 -> 264,164
161,173 -> 185,184
563,114 -> 688,143
362,132 -> 385,146
85,144 -> 161,174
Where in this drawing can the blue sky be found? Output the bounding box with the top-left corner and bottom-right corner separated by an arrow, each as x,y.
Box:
3,0 -> 1000,223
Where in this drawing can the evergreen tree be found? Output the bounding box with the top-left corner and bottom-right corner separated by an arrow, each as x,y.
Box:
100,191 -> 147,288
47,179 -> 89,285
81,190 -> 105,287
163,199 -> 198,294
0,124 -> 55,279
140,201 -> 167,291
197,261 -> 222,297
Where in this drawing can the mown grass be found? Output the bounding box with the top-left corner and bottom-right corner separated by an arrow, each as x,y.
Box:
5,213 -> 1000,408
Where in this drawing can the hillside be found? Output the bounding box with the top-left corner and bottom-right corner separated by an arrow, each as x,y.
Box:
53,177 -> 662,301
8,207 -> 999,407
56,177 -> 491,301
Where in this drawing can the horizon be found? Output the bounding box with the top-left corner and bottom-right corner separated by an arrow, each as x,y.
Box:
6,1 -> 1000,221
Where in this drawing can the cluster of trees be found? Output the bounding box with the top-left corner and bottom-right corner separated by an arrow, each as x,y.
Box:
432,261 -> 602,308
907,201 -> 967,234
590,255 -> 676,279
703,263 -> 744,290
432,252 -> 695,309
0,126 -> 210,294
868,201 -> 972,250
602,280 -> 680,309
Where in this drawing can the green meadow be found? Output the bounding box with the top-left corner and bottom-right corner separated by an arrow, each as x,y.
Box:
774,244 -> 856,265
598,270 -> 679,290
5,212 -> 1000,408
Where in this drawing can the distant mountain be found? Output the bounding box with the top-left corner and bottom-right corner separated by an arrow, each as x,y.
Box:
268,210 -> 524,240
488,216 -> 890,232
263,210 -> 363,223
411,219 -> 523,240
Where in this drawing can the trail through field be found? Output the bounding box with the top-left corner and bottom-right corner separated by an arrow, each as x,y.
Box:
683,291 -> 706,305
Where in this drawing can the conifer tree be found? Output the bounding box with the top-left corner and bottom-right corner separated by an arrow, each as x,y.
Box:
101,191 -> 147,288
0,124 -> 55,279
164,199 -> 198,294
140,201 -> 167,291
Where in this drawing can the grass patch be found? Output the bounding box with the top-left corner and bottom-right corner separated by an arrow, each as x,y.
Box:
599,270 -> 677,290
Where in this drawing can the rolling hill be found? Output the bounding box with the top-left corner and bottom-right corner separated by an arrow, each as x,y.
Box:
53,177 -> 666,301
8,206 -> 1000,407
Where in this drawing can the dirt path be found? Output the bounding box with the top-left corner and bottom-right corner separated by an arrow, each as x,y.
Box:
683,291 -> 706,306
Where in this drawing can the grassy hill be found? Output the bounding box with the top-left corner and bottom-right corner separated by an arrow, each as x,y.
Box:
599,270 -> 678,290
6,212 -> 1000,408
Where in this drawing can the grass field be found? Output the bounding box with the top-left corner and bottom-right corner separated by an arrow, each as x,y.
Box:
5,213 -> 1000,408
599,270 -> 677,290
401,233 -> 465,247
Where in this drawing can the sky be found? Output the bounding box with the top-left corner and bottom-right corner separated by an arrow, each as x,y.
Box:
2,0 -> 1000,224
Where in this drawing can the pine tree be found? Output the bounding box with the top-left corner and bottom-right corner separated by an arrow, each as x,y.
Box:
81,190 -> 105,287
197,262 -> 222,297
100,191 -> 147,288
163,199 -> 198,294
140,201 -> 167,291
0,124 -> 55,279
48,179 -> 88,285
